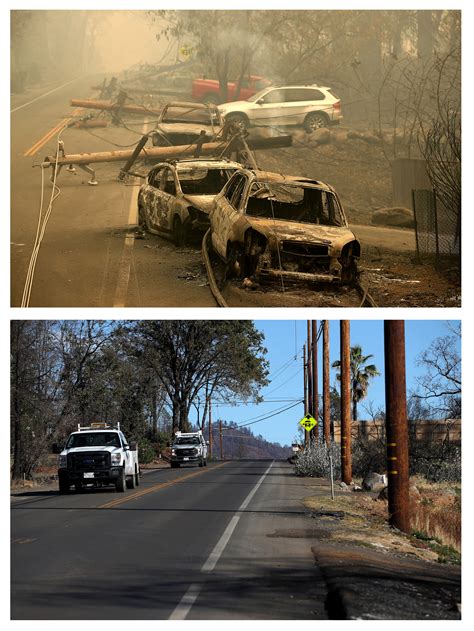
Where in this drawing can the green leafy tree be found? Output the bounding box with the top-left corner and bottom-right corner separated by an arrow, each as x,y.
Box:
128,321 -> 269,435
332,345 -> 380,422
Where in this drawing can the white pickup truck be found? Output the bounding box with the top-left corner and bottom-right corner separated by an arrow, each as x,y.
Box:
53,423 -> 140,494
170,431 -> 208,468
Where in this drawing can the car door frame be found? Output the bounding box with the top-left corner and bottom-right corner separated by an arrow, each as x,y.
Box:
211,172 -> 249,258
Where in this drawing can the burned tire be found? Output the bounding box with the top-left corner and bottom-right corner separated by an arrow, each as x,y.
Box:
226,113 -> 248,131
172,216 -> 187,247
304,112 -> 329,132
115,468 -> 126,492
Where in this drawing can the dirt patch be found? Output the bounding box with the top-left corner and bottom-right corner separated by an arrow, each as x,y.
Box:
303,492 -> 440,563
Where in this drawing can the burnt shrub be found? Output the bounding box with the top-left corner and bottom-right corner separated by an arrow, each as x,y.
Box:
294,442 -> 341,478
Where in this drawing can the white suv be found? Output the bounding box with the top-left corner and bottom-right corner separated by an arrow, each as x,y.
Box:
219,85 -> 342,132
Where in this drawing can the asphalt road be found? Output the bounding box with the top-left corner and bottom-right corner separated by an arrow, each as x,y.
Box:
11,75 -> 215,307
11,459 -> 328,620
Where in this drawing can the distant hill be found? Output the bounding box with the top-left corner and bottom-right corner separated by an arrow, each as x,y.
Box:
205,421 -> 291,460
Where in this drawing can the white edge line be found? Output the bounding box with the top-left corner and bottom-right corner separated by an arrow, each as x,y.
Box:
168,583 -> 202,620
168,460 -> 274,620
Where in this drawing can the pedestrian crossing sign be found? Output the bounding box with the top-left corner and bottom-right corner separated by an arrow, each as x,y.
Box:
299,414 -> 317,431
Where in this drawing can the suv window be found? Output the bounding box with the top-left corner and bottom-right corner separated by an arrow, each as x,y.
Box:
286,88 -> 325,102
261,89 -> 286,104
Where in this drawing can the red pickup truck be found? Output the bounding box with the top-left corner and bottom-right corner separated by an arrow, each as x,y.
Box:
192,75 -> 271,105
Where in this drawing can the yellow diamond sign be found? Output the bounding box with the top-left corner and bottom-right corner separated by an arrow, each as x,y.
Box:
299,414 -> 317,432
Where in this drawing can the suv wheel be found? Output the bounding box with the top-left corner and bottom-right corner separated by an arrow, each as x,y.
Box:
304,112 -> 328,132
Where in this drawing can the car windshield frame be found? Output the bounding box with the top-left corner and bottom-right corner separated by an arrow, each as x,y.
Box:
244,181 -> 346,227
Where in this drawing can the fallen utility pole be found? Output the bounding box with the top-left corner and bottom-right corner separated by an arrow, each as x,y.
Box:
340,320 -> 352,484
42,135 -> 293,185
384,320 -> 410,533
323,320 -> 331,446
70,98 -> 163,117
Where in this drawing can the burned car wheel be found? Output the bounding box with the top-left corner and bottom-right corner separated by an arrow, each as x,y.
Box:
226,113 -> 248,131
172,216 -> 187,247
304,112 -> 328,132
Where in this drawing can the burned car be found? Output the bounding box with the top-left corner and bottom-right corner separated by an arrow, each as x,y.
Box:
137,158 -> 242,245
209,169 -> 361,284
151,101 -> 224,147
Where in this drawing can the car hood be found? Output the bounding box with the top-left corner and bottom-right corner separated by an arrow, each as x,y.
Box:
245,217 -> 358,248
219,100 -> 251,111
183,194 -> 216,214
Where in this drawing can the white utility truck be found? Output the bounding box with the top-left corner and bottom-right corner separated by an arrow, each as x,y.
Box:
53,423 -> 140,494
170,431 -> 208,468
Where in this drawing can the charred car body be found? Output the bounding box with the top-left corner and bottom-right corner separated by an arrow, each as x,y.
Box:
209,169 -> 360,284
138,158 -> 242,245
151,101 -> 224,147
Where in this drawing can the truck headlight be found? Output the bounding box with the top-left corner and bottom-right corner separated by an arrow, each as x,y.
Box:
59,455 -> 67,468
111,453 -> 122,465
171,449 -> 176,456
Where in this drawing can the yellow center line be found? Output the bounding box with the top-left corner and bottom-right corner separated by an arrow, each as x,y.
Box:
98,462 -> 229,509
24,108 -> 82,157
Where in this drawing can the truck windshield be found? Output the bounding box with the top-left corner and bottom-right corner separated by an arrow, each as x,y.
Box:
174,436 -> 200,445
66,433 -> 121,448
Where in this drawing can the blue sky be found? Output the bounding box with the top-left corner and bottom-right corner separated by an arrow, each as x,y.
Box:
202,320 -> 461,447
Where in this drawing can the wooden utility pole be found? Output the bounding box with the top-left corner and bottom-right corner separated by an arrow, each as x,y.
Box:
208,398 -> 213,460
340,320 -> 352,483
311,320 -> 318,443
384,321 -> 410,533
307,321 -> 313,442
303,343 -> 309,449
323,320 -> 331,446
219,420 -> 223,460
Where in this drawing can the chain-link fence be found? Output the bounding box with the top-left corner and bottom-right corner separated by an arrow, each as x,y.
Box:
412,189 -> 460,266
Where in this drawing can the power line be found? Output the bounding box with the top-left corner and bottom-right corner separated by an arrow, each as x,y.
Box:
222,399 -> 303,430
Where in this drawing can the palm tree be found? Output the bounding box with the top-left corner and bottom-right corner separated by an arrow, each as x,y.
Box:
332,345 -> 380,422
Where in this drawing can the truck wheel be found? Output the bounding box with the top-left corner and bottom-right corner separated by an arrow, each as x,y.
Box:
59,477 -> 70,494
199,458 -> 204,467
134,466 -> 140,487
115,468 -> 126,492
75,482 -> 84,493
171,462 -> 180,468
126,473 -> 136,489
204,460 -> 207,467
